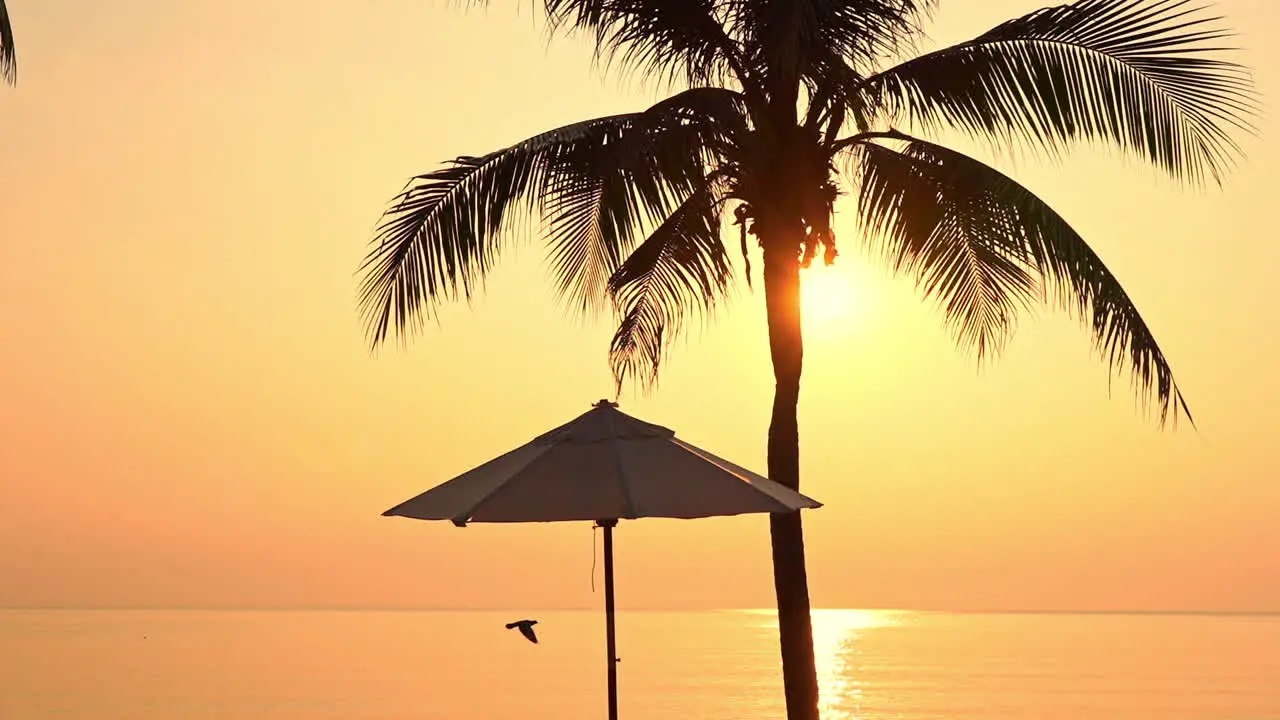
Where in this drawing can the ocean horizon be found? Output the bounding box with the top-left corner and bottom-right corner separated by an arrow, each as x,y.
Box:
4,607 -> 1277,719
6,605 -> 1280,615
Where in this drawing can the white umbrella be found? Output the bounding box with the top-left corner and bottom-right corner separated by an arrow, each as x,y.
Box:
383,399 -> 822,720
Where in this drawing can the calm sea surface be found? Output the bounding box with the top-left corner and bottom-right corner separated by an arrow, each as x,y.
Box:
2,609 -> 1277,720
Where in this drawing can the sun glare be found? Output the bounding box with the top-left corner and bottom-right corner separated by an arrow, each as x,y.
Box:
800,264 -> 858,329
811,610 -> 905,720
739,609 -> 906,720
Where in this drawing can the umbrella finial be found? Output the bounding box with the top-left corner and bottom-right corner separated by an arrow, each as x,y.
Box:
594,399 -> 619,409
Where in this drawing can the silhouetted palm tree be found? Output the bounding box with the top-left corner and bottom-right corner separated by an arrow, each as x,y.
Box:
1,0 -> 15,85
357,2 -> 1255,718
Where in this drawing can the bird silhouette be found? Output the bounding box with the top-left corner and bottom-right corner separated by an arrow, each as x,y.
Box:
505,619 -> 538,644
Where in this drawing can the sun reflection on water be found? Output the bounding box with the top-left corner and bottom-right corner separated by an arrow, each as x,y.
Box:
740,608 -> 906,720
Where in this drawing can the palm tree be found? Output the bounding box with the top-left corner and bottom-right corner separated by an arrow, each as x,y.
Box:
1,0 -> 15,85
357,1 -> 1255,718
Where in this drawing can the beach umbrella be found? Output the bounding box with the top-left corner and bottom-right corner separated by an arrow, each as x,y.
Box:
382,399 -> 822,720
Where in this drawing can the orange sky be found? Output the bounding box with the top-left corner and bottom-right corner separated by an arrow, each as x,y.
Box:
0,0 -> 1277,612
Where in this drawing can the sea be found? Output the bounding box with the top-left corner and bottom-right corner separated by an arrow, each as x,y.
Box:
2,608 -> 1277,720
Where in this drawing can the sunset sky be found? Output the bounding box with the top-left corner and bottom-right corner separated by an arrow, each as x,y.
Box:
1,0 -> 1277,612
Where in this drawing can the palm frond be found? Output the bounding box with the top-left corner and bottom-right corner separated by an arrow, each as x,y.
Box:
723,0 -> 817,104
813,0 -> 935,70
359,114 -> 643,345
543,174 -> 640,317
1,0 -> 15,85
851,132 -> 1191,425
359,89 -> 745,346
858,0 -> 1257,183
541,0 -> 751,91
607,180 -> 733,392
727,0 -> 934,92
544,87 -> 746,316
856,138 -> 1039,359
803,53 -> 874,138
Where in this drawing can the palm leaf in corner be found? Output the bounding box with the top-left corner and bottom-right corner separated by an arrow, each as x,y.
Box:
1,0 -> 16,85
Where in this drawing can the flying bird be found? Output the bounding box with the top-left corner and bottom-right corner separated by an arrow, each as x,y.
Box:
505,619 -> 538,644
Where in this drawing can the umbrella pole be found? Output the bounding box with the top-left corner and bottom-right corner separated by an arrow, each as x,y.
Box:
600,518 -> 619,720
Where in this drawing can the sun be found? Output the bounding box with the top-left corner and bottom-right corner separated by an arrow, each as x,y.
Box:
800,264 -> 857,329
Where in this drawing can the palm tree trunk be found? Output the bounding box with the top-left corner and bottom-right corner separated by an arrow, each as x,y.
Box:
762,243 -> 820,720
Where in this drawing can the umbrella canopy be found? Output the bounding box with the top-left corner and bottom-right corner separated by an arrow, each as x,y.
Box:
383,399 -> 821,525
381,399 -> 822,720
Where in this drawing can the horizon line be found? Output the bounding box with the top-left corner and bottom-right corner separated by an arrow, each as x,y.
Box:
2,605 -> 1278,616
